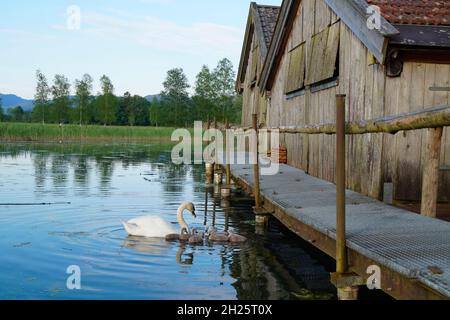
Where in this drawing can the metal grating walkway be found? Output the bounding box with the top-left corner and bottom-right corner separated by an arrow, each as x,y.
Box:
231,164 -> 450,298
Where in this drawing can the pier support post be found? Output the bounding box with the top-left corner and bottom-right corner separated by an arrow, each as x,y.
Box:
205,118 -> 214,180
252,114 -> 261,209
333,94 -> 361,300
421,127 -> 443,218
337,287 -> 359,300
336,94 -> 347,275
225,119 -> 232,186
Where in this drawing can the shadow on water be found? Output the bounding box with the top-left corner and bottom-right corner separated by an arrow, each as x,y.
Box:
0,143 -> 391,300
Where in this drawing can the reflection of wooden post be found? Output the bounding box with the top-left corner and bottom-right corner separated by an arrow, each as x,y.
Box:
204,186 -> 208,226
421,127 -> 443,218
225,119 -> 231,186
214,117 -> 218,172
252,114 -> 261,209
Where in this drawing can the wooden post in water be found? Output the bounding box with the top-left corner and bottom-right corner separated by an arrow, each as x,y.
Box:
225,118 -> 232,186
205,119 -> 214,180
421,127 -> 443,218
252,114 -> 261,209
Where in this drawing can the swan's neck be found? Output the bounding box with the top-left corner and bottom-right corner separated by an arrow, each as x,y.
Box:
177,205 -> 190,234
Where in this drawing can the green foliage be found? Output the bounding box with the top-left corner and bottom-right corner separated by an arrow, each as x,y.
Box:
9,57 -> 242,129
192,58 -> 240,123
32,70 -> 51,124
0,97 -> 3,122
0,122 -> 178,142
99,75 -> 116,125
8,106 -> 28,122
51,74 -> 71,124
74,74 -> 93,125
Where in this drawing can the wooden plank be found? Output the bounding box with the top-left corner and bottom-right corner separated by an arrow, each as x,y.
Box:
383,75 -> 400,184
370,64 -> 386,199
395,63 -> 425,201
306,26 -> 328,85
435,65 -> 450,201
321,21 -> 340,80
285,43 -> 306,93
421,127 -> 443,217
315,0 -> 331,34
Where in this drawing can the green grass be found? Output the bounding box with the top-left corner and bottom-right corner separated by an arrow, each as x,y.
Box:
0,122 -> 181,143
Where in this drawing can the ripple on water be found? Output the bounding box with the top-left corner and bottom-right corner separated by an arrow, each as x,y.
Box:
0,145 -> 336,300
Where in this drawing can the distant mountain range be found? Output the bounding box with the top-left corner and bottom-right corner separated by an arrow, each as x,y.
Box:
0,93 -> 162,112
145,94 -> 162,102
0,94 -> 34,111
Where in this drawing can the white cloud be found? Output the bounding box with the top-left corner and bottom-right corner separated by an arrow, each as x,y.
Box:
79,10 -> 243,57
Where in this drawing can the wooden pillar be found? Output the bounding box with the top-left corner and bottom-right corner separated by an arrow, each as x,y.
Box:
421,127 -> 443,218
225,119 -> 231,186
252,114 -> 261,209
336,95 -> 347,274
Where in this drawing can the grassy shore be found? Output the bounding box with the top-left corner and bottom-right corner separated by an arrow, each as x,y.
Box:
0,122 -> 179,143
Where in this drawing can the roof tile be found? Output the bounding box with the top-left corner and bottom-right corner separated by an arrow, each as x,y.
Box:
256,5 -> 281,47
367,0 -> 450,26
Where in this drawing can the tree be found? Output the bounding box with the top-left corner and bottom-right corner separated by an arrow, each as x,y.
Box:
213,58 -> 235,97
212,58 -> 236,121
8,106 -> 25,122
51,74 -> 71,123
149,97 -> 162,127
128,95 -> 150,126
74,74 -> 93,125
195,65 -> 217,100
0,97 -> 4,122
116,92 -> 132,126
99,75 -> 116,125
33,70 -> 51,124
162,68 -> 190,98
161,68 -> 191,127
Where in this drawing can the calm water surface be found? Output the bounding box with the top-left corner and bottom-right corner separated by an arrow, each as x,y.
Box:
0,143 -> 336,300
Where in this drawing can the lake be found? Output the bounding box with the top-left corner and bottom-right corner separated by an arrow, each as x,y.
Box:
0,143 -> 336,300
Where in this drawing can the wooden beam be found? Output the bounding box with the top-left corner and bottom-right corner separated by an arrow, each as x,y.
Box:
421,127 -> 444,218
262,104 -> 450,135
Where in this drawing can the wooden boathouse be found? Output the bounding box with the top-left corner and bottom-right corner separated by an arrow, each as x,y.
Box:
237,0 -> 450,205
232,0 -> 450,300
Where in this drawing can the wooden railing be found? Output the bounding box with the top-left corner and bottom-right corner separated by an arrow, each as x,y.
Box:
233,101 -> 450,218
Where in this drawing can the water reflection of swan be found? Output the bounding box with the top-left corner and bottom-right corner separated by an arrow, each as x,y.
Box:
122,237 -> 194,265
122,236 -> 169,255
122,202 -> 196,238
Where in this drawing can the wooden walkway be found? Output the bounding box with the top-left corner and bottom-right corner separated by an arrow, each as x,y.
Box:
229,163 -> 450,300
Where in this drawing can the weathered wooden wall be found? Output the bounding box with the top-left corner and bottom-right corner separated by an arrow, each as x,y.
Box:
265,0 -> 450,201
384,63 -> 450,201
241,25 -> 269,128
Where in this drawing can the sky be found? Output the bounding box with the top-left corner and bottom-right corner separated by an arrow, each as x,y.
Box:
0,0 -> 281,99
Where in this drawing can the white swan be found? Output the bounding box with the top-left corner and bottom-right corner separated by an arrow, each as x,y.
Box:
122,202 -> 196,238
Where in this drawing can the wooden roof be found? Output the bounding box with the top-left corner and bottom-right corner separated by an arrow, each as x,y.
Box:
368,0 -> 450,26
236,2 -> 280,93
